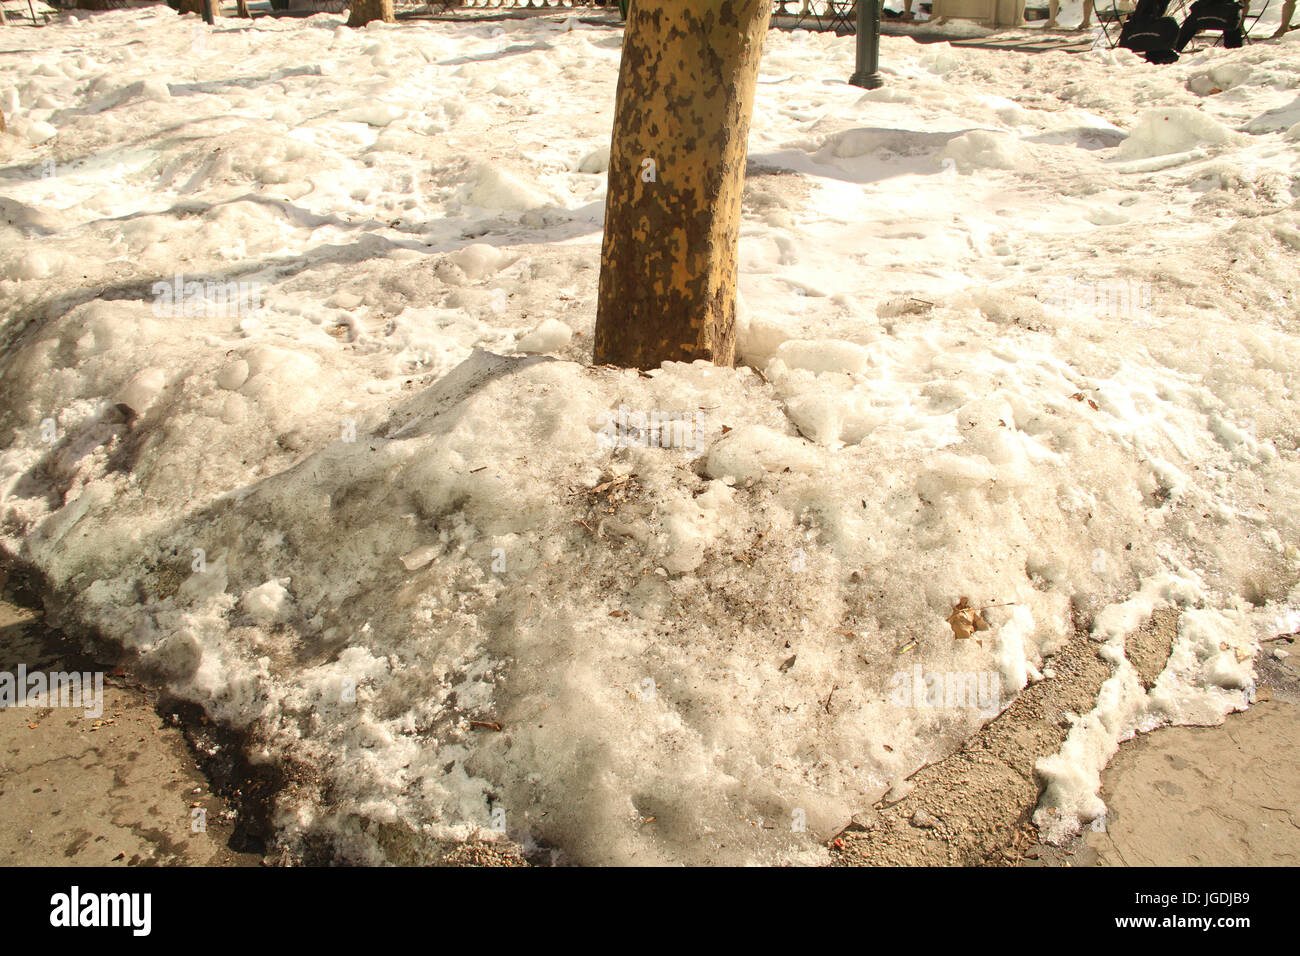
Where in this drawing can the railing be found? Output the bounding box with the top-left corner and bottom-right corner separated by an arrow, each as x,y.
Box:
15,0 -> 864,28
428,0 -> 863,31
426,1 -> 862,33
454,1 -> 617,7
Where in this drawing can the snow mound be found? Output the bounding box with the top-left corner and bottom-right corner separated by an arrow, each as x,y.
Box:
577,146 -> 610,173
941,129 -> 1029,172
464,163 -> 551,212
449,243 -> 507,281
1246,98 -> 1300,135
515,318 -> 572,353
337,102 -> 406,127
2,8 -> 1295,867
1116,107 -> 1241,159
241,579 -> 295,626
822,127 -> 951,159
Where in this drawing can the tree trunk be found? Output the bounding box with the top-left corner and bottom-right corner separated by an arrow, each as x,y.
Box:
593,0 -> 772,370
348,0 -> 395,27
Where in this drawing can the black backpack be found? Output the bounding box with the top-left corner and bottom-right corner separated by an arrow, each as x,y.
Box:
1175,0 -> 1245,49
1119,0 -> 1182,63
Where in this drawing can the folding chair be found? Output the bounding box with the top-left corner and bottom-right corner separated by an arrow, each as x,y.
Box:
1097,0 -> 1135,46
1241,0 -> 1272,38
815,0 -> 859,33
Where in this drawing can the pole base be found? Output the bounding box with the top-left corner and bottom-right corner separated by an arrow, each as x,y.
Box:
849,72 -> 884,89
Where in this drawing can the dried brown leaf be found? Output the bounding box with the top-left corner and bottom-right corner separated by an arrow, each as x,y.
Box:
947,597 -> 990,639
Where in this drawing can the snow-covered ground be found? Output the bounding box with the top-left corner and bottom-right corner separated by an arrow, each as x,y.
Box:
2,9 -> 1298,865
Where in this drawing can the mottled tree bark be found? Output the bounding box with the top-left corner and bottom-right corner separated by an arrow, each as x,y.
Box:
593,0 -> 772,369
348,0 -> 394,27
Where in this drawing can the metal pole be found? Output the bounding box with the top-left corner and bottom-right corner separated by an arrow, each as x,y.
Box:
849,0 -> 883,89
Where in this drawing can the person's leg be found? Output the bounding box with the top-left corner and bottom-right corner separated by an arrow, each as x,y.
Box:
1046,0 -> 1060,26
1080,0 -> 1094,27
902,0 -> 915,19
1273,0 -> 1296,36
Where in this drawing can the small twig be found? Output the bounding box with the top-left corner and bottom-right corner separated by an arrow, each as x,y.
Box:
470,720 -> 502,732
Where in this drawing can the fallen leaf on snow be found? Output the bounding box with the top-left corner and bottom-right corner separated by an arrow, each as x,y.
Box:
947,597 -> 990,640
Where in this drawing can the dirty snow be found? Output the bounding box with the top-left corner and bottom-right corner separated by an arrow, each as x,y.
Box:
2,9 -> 1299,864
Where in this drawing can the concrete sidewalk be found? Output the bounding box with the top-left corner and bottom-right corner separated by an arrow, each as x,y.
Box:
0,574 -> 261,867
